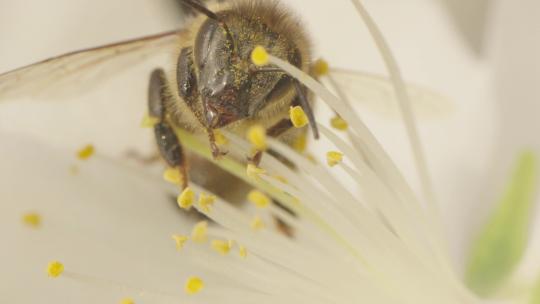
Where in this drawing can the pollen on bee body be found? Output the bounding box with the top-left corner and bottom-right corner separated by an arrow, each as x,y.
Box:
289,106 -> 309,128
247,124 -> 267,151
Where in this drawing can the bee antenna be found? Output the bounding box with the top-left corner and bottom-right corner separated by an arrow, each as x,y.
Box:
294,81 -> 320,139
181,0 -> 237,56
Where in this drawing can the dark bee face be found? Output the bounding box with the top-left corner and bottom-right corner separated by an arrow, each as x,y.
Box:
193,17 -> 288,129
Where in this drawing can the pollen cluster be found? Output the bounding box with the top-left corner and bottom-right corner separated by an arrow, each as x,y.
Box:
47,261 -> 64,278
177,188 -> 195,210
185,277 -> 204,295
77,144 -> 95,160
290,106 -> 309,128
247,124 -> 267,151
251,46 -> 269,66
247,190 -> 271,208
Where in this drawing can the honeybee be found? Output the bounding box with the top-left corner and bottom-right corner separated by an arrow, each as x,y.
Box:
0,0 -> 450,208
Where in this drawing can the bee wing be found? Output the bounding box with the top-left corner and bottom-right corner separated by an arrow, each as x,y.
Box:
326,68 -> 454,120
0,29 -> 186,100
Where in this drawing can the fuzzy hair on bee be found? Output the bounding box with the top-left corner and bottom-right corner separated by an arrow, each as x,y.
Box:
145,0 -> 315,209
163,0 -> 312,137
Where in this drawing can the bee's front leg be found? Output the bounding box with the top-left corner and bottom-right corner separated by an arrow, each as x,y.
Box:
149,69 -> 189,189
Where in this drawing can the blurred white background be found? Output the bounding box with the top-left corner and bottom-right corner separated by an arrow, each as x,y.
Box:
0,0 -> 539,300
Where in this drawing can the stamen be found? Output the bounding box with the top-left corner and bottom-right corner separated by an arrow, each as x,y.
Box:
47,261 -> 64,278
312,59 -> 330,77
185,276 -> 204,295
177,188 -> 195,210
246,164 -> 266,179
77,144 -> 95,160
292,134 -> 308,153
140,114 -> 159,128
119,298 -> 135,304
330,116 -> 349,131
290,106 -> 309,128
191,221 -> 208,243
247,124 -> 267,151
247,190 -> 271,208
211,239 -> 232,255
198,193 -> 216,213
327,151 -> 344,167
163,168 -> 182,185
22,212 -> 41,228
250,216 -> 265,230
239,245 -> 248,258
172,235 -> 189,251
251,46 -> 269,66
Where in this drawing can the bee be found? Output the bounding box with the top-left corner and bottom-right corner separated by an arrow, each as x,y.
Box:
149,0 -> 318,199
0,0 -> 451,214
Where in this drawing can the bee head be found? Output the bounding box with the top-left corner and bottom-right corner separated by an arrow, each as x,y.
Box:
193,13 -> 298,129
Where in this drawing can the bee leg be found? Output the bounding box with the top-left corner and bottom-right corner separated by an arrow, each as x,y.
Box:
149,68 -> 189,189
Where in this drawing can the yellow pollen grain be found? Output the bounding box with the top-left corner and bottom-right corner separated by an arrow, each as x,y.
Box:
327,151 -> 344,167
246,164 -> 266,179
247,190 -> 271,208
293,134 -> 307,153
77,144 -> 95,160
251,46 -> 269,66
312,59 -> 329,77
247,124 -> 267,151
163,167 -> 182,185
239,245 -> 248,258
213,130 -> 228,146
251,216 -> 265,230
177,188 -> 195,210
120,298 -> 135,304
198,193 -> 216,213
185,277 -> 204,295
331,116 -> 349,131
22,212 -> 41,228
47,261 -> 64,278
191,221 -> 208,243
211,240 -> 231,255
273,175 -> 289,184
140,114 -> 160,128
172,235 -> 189,251
289,106 -> 309,128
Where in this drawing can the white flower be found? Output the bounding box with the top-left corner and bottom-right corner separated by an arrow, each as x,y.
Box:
1,0 -> 539,303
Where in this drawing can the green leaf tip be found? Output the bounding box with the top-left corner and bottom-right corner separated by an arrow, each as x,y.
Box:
465,150 -> 538,297
532,275 -> 540,304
